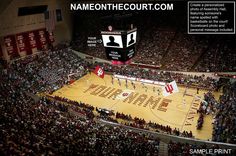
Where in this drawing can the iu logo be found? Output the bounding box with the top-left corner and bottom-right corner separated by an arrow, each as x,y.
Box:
94,66 -> 104,78
108,25 -> 113,31
122,93 -> 129,97
165,84 -> 173,94
97,68 -> 103,76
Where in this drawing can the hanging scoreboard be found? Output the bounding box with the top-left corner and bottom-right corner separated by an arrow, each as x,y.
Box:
101,28 -> 137,61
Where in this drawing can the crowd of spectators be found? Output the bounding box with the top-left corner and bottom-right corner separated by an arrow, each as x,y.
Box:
199,92 -> 218,115
10,49 -> 88,94
84,44 -> 106,59
0,97 -> 160,155
212,83 -> 236,144
196,113 -> 204,130
149,121 -> 193,138
42,96 -> 195,139
72,20 -> 235,72
71,15 -> 236,72
49,95 -> 95,119
97,63 -> 218,90
163,33 -> 209,71
115,112 -> 193,138
0,66 -> 160,155
197,92 -> 218,129
133,28 -> 176,66
1,47 -> 235,155
195,38 -> 236,72
168,141 -> 198,156
167,140 -> 233,156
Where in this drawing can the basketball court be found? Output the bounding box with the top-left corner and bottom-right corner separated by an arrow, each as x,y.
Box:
52,73 -> 220,140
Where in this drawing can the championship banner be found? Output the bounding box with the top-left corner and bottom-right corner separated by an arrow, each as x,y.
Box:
4,35 -> 17,55
38,29 -> 47,46
93,66 -> 105,78
162,80 -> 179,97
48,31 -> 55,43
16,33 -> 26,52
28,31 -> 37,48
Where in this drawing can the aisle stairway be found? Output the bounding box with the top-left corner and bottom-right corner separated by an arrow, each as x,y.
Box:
158,141 -> 169,156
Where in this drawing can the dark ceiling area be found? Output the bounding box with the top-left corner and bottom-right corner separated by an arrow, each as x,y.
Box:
0,0 -> 13,14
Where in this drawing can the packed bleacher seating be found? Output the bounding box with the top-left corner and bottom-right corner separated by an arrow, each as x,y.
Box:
115,112 -> 193,138
72,13 -> 236,72
10,49 -> 88,94
73,32 -> 235,72
168,140 -> 202,155
3,47 -> 219,96
0,68 -> 161,155
167,140 -> 232,156
212,82 -> 236,144
0,97 -> 160,155
163,33 -> 209,71
195,38 -> 236,72
97,63 -> 218,90
197,92 -> 217,129
133,28 -> 176,66
1,48 -> 236,155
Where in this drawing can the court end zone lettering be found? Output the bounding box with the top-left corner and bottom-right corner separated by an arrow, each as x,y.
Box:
84,84 -> 172,111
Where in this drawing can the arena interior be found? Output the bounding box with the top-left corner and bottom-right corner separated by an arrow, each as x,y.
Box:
0,0 -> 236,155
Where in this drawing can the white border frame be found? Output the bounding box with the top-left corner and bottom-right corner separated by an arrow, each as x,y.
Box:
102,34 -> 123,48
188,1 -> 235,34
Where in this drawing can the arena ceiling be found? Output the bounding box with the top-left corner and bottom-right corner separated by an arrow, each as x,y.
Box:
0,0 -> 13,14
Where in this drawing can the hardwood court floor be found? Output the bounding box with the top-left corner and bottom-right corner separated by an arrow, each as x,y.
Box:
53,73 -> 220,140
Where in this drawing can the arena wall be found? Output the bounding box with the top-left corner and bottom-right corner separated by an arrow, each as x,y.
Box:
0,0 -> 72,61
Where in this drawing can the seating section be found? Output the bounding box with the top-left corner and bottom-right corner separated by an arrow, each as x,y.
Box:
163,33 -> 209,71
195,38 -> 236,72
134,28 -> 175,66
212,83 -> 236,143
72,19 -> 236,72
1,48 -> 235,155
